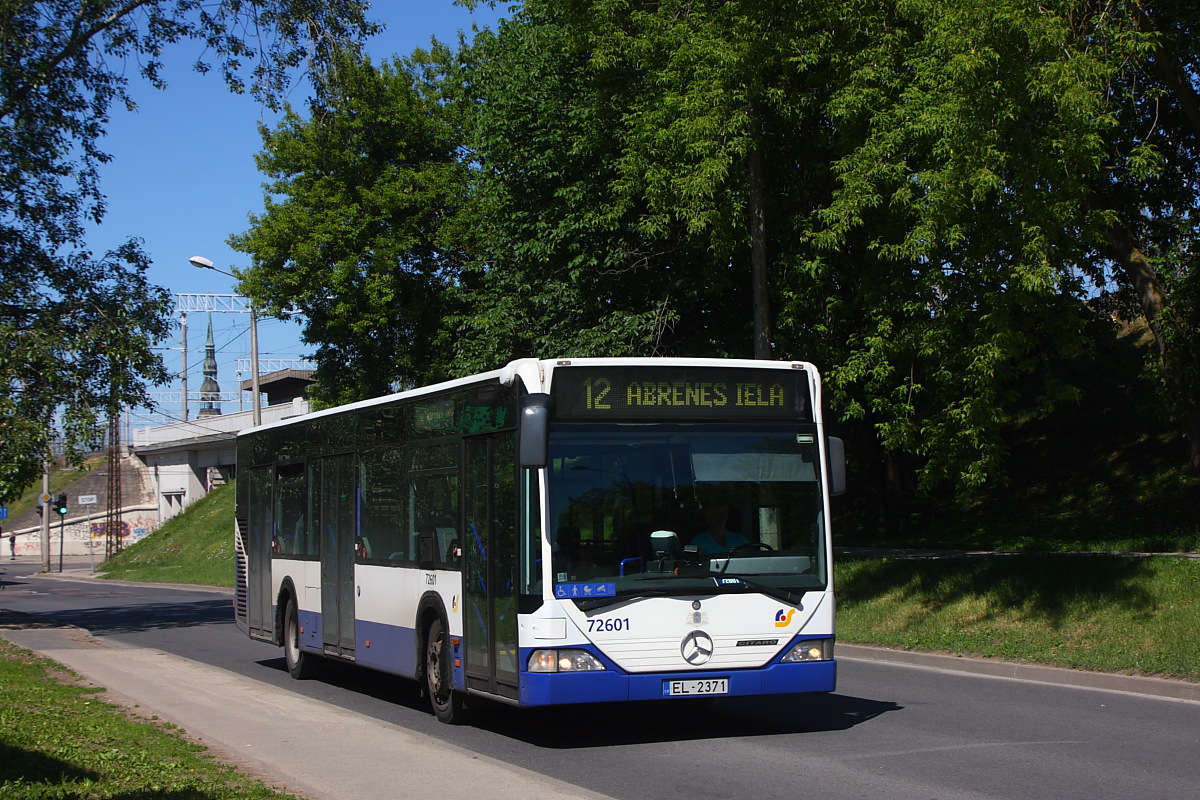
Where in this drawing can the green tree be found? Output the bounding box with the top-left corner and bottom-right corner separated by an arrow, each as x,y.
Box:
803,0 -> 1200,497
1091,1 -> 1200,470
222,0 -> 1196,523
462,0 -> 1197,507
0,244 -> 172,498
457,1 -> 779,373
582,0 -> 835,361
231,46 -> 474,404
789,1 -> 1105,502
0,1 -> 378,500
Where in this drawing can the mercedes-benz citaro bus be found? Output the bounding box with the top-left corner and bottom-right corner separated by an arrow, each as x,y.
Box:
234,357 -> 845,723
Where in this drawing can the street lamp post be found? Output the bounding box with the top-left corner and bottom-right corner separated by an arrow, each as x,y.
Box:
180,311 -> 188,421
189,256 -> 261,426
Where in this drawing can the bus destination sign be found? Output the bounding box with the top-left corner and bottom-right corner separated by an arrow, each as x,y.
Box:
552,365 -> 810,422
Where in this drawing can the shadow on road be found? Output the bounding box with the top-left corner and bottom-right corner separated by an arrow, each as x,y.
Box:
0,599 -> 233,634
256,655 -> 430,712
475,692 -> 902,746
254,653 -> 900,744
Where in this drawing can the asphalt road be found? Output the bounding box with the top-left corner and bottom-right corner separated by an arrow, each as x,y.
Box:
3,557 -> 1199,800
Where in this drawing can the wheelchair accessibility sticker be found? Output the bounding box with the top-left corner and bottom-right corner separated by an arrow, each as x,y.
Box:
556,582 -> 617,599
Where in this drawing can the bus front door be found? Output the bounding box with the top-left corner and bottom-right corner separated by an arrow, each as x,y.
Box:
320,453 -> 357,659
463,434 -> 519,700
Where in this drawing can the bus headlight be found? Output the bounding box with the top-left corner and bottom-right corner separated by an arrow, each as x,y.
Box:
781,639 -> 834,662
528,649 -> 607,673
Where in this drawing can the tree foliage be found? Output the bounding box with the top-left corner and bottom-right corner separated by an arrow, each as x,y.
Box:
801,0 -> 1200,490
231,46 -> 474,404
466,0 -> 1199,497
454,1 -> 775,373
0,1 -> 377,500
0,243 -> 172,497
466,0 -> 1056,498
232,0 -> 1200,523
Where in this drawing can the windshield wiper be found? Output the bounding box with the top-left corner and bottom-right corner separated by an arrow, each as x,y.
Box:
574,596 -> 625,611
712,573 -> 805,607
573,587 -> 674,611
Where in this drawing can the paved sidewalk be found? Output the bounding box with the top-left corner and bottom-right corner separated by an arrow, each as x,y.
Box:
0,621 -> 610,800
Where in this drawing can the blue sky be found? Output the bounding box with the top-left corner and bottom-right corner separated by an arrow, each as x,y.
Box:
88,2 -> 507,424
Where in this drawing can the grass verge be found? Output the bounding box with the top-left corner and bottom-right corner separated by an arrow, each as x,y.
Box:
97,482 -> 235,586
836,553 -> 1200,682
0,635 -> 294,800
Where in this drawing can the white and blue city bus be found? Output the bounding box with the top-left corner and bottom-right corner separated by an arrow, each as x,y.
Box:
234,357 -> 844,723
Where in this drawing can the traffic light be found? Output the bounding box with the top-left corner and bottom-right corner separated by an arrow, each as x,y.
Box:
55,494 -> 67,515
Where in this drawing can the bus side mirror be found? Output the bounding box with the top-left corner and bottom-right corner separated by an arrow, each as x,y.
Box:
519,393 -> 552,468
827,436 -> 846,496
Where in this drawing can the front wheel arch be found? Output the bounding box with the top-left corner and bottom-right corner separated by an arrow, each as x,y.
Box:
414,593 -> 448,688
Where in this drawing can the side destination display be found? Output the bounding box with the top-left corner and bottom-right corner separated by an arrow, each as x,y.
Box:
552,365 -> 810,422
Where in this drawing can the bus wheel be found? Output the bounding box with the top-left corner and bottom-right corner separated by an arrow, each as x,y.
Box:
425,617 -> 468,724
284,596 -> 318,680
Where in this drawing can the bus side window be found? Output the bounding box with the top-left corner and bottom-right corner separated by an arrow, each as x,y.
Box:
409,470 -> 459,569
275,463 -> 306,557
361,448 -> 407,564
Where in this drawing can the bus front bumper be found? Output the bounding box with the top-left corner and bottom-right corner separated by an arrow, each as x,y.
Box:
517,658 -> 836,707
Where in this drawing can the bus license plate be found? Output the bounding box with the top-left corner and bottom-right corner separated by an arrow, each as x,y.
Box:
665,678 -> 728,696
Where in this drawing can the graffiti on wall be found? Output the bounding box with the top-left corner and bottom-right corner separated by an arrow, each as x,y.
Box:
90,514 -> 155,544
11,512 -> 158,556
90,520 -> 129,541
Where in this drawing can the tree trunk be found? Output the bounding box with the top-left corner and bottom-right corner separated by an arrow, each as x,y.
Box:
1189,411 -> 1200,472
1134,6 -> 1200,143
1102,220 -> 1200,471
1102,221 -> 1168,364
747,114 -> 771,360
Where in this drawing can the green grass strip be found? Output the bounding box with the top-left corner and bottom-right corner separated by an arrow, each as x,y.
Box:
98,483 -> 236,587
0,637 -> 295,799
836,553 -> 1200,681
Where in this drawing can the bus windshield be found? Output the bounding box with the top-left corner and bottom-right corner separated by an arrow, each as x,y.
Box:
544,423 -> 828,604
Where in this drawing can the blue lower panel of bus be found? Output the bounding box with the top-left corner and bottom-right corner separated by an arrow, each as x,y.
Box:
354,619 -> 420,678
517,653 -> 836,707
299,607 -> 321,650
297,616 -> 451,685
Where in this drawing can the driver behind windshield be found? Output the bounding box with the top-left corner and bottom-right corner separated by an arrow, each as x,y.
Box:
690,502 -> 750,554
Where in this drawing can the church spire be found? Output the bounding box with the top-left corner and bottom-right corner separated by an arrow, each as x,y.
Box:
198,312 -> 222,416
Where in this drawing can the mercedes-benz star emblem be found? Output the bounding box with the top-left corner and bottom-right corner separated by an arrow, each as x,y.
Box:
681,630 -> 714,666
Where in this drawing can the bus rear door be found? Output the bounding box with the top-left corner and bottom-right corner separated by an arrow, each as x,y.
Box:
246,465 -> 274,641
319,453 -> 357,659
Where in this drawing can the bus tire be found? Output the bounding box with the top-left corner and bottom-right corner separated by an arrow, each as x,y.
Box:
284,596 -> 318,680
425,617 -> 469,724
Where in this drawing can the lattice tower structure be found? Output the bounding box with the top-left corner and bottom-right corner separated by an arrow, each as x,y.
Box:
105,412 -> 123,558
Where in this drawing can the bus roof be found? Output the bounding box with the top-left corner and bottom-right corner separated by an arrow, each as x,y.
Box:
237,356 -> 820,439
